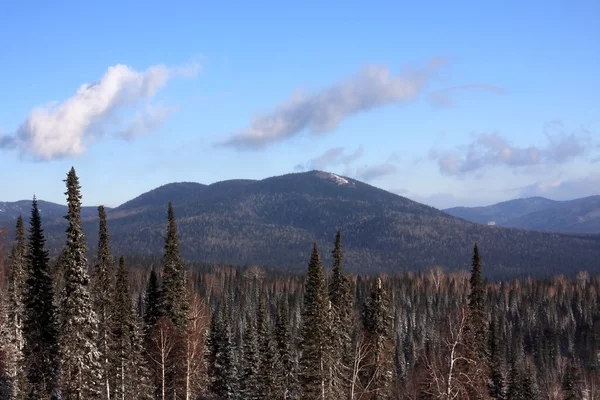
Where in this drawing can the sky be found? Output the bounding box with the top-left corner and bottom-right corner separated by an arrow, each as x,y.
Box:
1,1 -> 599,209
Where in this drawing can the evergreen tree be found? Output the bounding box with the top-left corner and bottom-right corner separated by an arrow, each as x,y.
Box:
488,317 -> 505,400
239,319 -> 260,400
207,305 -> 238,399
467,243 -> 487,359
257,298 -> 277,399
23,197 -> 61,398
328,230 -> 353,399
143,268 -> 162,335
160,202 -> 188,329
299,243 -> 331,399
274,300 -> 297,400
92,205 -> 115,400
112,256 -> 152,400
59,167 -> 102,399
360,277 -> 394,399
1,216 -> 27,398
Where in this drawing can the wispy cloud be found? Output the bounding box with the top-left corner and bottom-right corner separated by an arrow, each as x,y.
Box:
430,126 -> 590,176
427,84 -> 505,107
220,58 -> 447,149
517,173 -> 600,200
297,146 -> 364,172
355,162 -> 398,181
0,61 -> 200,161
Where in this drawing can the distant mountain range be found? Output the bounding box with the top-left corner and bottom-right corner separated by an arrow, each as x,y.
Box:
443,196 -> 600,234
2,171 -> 600,279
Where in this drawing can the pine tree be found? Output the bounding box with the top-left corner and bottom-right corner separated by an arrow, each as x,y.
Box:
299,243 -> 331,399
112,256 -> 152,400
328,231 -> 353,399
467,243 -> 487,359
160,202 -> 188,329
240,319 -> 260,400
93,205 -> 115,400
360,277 -> 394,399
1,216 -> 27,398
207,305 -> 238,399
488,317 -> 505,400
274,300 -> 297,400
257,298 -> 277,399
23,197 -> 61,398
59,167 -> 102,399
159,202 -> 188,398
143,268 -> 162,335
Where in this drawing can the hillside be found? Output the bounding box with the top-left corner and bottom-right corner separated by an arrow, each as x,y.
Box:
2,171 -> 600,279
444,196 -> 600,233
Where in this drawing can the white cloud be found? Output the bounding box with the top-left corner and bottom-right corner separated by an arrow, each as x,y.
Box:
302,146 -> 364,171
427,84 -> 505,107
517,174 -> 600,200
1,61 -> 200,160
220,58 -> 447,149
430,128 -> 590,176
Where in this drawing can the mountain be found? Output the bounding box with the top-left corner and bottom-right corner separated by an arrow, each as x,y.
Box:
0,199 -> 102,223
2,171 -> 600,280
444,196 -> 600,233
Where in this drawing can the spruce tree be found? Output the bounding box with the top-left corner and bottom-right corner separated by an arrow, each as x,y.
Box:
361,277 -> 394,399
112,256 -> 152,400
240,319 -> 260,400
274,300 -> 297,399
1,216 -> 27,397
299,243 -> 331,399
328,231 -> 353,399
59,167 -> 102,399
143,268 -> 162,335
93,205 -> 115,400
467,243 -> 487,359
257,298 -> 277,399
160,202 -> 187,329
562,360 -> 581,400
207,305 -> 238,399
23,197 -> 61,398
488,317 -> 505,400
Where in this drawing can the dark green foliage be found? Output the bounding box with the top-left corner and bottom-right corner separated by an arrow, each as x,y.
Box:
256,298 -> 278,399
273,300 -> 297,399
207,305 -> 238,399
328,230 -> 353,398
298,243 -> 331,399
92,205 -> 115,400
467,243 -> 487,359
59,167 -> 102,399
159,202 -> 188,330
143,268 -> 162,334
488,317 -> 505,400
23,197 -> 61,398
239,319 -> 259,400
361,278 -> 394,399
112,256 -> 152,399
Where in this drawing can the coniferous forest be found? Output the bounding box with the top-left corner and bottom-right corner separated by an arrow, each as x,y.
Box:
0,168 -> 599,400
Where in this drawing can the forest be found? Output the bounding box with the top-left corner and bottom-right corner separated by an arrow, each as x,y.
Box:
0,167 -> 599,399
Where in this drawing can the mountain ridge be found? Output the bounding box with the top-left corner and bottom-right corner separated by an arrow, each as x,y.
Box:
2,170 -> 600,279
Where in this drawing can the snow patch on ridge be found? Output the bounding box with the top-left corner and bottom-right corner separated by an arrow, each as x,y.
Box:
315,171 -> 353,186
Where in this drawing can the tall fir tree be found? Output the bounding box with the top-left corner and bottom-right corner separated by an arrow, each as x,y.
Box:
112,256 -> 152,400
467,243 -> 487,358
158,202 -> 188,398
160,202 -> 188,329
328,230 -> 353,399
59,167 -> 102,399
23,197 -> 61,399
360,277 -> 394,400
257,297 -> 278,399
207,304 -> 238,400
239,318 -> 260,400
274,299 -> 297,400
1,216 -> 27,398
488,316 -> 506,400
299,243 -> 331,399
92,205 -> 115,400
143,268 -> 162,335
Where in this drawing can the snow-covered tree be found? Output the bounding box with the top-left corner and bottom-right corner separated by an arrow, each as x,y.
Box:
59,167 -> 102,399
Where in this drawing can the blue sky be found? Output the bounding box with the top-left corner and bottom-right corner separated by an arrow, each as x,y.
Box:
1,0 -> 598,208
